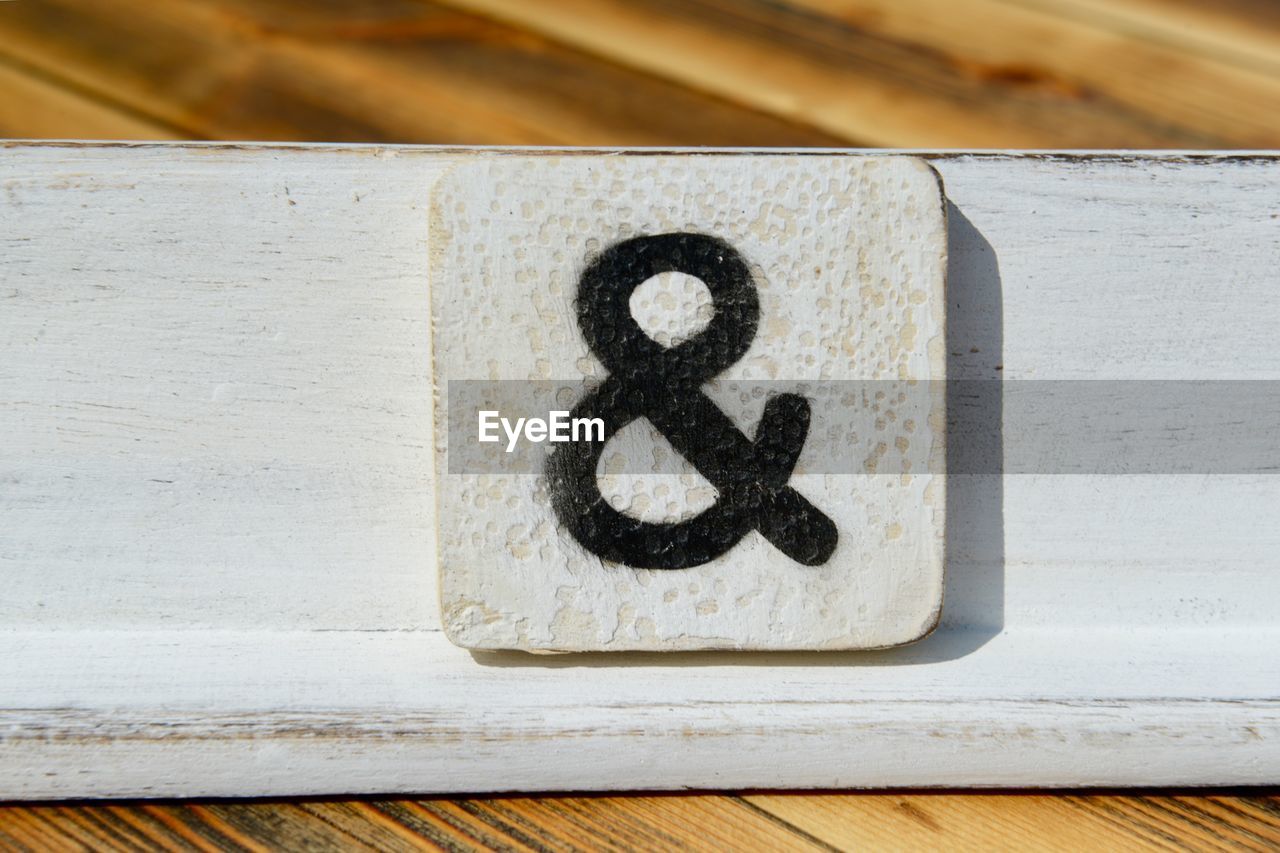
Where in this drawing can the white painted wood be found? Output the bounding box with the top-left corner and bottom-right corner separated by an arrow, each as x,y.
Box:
431,155 -> 947,651
1,144 -> 1279,797
2,628 -> 1276,796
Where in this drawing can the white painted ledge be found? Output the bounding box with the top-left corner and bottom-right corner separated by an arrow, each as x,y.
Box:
1,144 -> 1278,797
4,627 -> 1277,796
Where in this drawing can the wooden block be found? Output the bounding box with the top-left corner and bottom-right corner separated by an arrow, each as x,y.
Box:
431,155 -> 947,652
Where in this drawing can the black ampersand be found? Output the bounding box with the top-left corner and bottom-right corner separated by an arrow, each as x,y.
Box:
545,232 -> 838,570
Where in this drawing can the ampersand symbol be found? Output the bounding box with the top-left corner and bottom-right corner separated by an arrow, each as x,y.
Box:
546,232 -> 838,570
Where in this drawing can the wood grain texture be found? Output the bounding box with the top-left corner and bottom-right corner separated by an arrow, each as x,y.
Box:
0,796 -> 831,851
745,791 -> 1280,850
3,793 -> 1279,851
0,0 -> 844,146
1006,0 -> 1280,76
5,0 -> 1280,147
0,58 -> 177,141
433,0 -> 1276,147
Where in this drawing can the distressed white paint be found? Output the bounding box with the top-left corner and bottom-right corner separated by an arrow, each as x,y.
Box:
1,144 -> 1279,797
431,156 -> 947,651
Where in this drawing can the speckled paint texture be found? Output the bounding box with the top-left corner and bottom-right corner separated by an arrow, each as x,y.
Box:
432,155 -> 947,652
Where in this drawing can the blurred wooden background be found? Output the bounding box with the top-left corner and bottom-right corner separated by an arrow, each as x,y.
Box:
2,0 -> 1280,849
3,0 -> 1280,148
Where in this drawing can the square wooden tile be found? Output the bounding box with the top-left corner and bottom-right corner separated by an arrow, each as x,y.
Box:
431,154 -> 946,652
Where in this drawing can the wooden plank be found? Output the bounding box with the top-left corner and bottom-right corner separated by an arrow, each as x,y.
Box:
0,0 -> 845,146
3,794 -> 1279,850
777,0 -> 1280,145
2,625 -> 1276,797
0,59 -> 176,140
383,796 -> 823,851
3,145 -> 1280,798
11,0 -> 1278,149
432,0 -> 1275,147
1007,0 -> 1280,77
0,144 -> 447,632
745,792 -> 1280,850
0,797 -> 828,851
9,147 -> 1280,633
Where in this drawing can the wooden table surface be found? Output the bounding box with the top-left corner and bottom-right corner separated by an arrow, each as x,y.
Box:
2,793 -> 1279,850
2,0 -> 1279,849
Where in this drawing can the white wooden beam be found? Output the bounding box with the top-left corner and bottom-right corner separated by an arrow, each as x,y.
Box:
1,144 -> 1278,796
